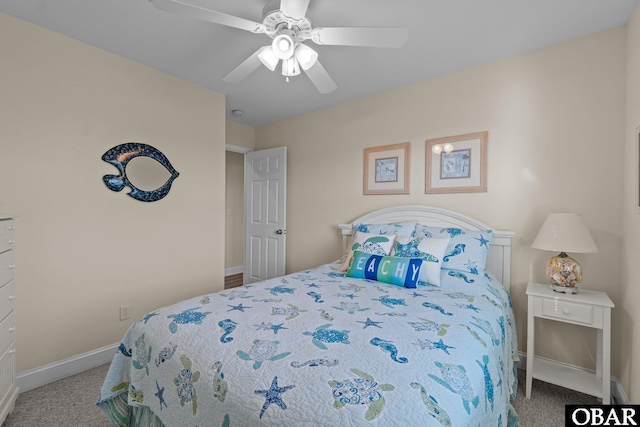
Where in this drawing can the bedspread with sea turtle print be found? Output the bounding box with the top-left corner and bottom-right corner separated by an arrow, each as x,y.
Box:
97,262 -> 519,427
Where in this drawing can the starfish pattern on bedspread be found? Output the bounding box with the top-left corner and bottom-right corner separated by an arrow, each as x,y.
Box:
357,317 -> 383,329
254,376 -> 295,419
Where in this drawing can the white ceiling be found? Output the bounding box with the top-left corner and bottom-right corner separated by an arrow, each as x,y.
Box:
1,0 -> 637,127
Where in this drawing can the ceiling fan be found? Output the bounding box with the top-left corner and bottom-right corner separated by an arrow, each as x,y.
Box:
149,0 -> 408,94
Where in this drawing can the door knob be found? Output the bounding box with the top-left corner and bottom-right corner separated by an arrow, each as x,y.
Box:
275,229 -> 286,235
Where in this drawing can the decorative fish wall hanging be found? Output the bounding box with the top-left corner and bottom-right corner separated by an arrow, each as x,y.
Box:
101,142 -> 180,202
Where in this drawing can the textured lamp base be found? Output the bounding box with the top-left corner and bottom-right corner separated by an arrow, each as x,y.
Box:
546,252 -> 582,288
551,284 -> 579,294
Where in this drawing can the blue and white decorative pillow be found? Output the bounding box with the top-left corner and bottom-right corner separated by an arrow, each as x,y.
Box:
346,250 -> 423,288
413,225 -> 493,275
339,231 -> 396,271
355,221 -> 417,237
391,236 -> 449,286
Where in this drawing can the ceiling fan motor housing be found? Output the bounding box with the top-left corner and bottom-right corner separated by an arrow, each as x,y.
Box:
262,1 -> 312,42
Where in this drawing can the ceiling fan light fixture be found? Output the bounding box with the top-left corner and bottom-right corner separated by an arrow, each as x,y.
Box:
258,46 -> 279,71
272,33 -> 295,59
294,43 -> 318,70
282,57 -> 300,77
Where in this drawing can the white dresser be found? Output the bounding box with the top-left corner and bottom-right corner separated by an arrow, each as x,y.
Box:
0,216 -> 17,424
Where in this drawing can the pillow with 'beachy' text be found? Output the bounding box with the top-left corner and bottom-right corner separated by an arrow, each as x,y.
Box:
346,250 -> 423,288
391,236 -> 449,286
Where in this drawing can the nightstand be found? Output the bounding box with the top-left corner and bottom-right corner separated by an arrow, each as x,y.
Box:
526,282 -> 614,403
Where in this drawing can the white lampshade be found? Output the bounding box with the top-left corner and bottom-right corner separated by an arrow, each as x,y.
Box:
531,213 -> 598,254
271,34 -> 295,60
294,44 -> 318,70
258,46 -> 279,71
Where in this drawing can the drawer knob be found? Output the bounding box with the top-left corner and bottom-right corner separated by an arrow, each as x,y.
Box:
8,295 -> 15,300
7,226 -> 14,231
8,327 -> 15,333
7,240 -> 14,245
8,265 -> 14,270
9,349 -> 15,354
563,308 -> 571,315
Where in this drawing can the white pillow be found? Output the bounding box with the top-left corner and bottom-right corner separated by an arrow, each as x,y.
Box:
340,231 -> 396,271
391,236 -> 450,286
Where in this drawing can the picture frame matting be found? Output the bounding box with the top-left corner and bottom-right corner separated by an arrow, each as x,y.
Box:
425,131 -> 488,194
363,142 -> 410,195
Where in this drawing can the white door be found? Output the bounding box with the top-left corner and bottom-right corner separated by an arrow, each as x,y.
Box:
244,147 -> 287,284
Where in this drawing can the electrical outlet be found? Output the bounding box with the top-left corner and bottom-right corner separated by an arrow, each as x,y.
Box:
120,304 -> 130,321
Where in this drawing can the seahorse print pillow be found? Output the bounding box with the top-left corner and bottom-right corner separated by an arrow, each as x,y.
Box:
346,250 -> 423,288
355,221 -> 417,237
413,225 -> 493,275
339,231 -> 396,271
391,236 -> 450,286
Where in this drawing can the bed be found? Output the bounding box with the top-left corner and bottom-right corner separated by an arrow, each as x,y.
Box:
97,205 -> 519,427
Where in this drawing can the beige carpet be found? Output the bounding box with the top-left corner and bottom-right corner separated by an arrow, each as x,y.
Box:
3,366 -> 598,426
3,363 -> 111,427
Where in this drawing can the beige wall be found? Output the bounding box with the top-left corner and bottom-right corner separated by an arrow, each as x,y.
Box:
224,121 -> 255,271
0,13 -> 227,372
256,27 -> 627,385
623,4 -> 640,403
225,151 -> 245,270
226,120 -> 255,150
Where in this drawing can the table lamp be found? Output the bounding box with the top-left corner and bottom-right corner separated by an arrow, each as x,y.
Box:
531,213 -> 598,294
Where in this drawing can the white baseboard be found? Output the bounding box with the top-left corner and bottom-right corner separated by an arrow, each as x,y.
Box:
16,343 -> 118,393
225,265 -> 243,276
517,351 -> 629,405
612,376 -> 630,404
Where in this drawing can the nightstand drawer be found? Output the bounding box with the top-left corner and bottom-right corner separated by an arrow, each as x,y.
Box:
541,298 -> 593,325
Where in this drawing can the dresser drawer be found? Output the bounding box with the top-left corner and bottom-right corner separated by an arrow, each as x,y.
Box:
0,340 -> 17,405
0,221 -> 14,254
0,281 -> 15,323
0,312 -> 15,355
541,298 -> 594,325
0,251 -> 13,288
0,220 -> 13,236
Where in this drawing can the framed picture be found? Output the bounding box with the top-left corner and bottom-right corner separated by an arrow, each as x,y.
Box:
425,131 -> 488,194
363,142 -> 410,195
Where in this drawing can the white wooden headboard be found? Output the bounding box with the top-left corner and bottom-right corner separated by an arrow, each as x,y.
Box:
338,205 -> 515,291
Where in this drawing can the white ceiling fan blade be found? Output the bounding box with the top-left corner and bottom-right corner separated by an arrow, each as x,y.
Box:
311,27 -> 408,48
223,47 -> 268,83
303,60 -> 337,94
279,0 -> 311,22
149,0 -> 265,33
